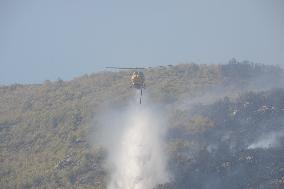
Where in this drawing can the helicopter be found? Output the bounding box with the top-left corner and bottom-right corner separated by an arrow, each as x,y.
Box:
106,67 -> 147,104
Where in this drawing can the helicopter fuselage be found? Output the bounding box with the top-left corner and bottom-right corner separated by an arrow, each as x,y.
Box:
131,71 -> 145,89
105,67 -> 146,104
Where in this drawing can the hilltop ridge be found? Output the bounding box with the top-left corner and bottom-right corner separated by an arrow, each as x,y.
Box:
1,60 -> 284,189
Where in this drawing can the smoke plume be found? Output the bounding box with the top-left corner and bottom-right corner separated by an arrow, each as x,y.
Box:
248,130 -> 284,149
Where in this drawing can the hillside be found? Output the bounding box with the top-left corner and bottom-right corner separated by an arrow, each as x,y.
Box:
1,60 -> 284,189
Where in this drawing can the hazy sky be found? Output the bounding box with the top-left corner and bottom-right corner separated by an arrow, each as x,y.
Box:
0,0 -> 283,84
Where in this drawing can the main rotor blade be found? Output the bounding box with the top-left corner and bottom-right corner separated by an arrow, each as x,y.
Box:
105,67 -> 147,70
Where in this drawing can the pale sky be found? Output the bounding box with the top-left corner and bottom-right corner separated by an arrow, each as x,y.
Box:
0,0 -> 283,84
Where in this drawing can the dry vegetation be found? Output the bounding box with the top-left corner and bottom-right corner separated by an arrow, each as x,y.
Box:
1,60 -> 284,189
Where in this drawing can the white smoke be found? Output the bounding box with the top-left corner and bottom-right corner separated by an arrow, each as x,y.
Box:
248,130 -> 284,149
94,93 -> 170,189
